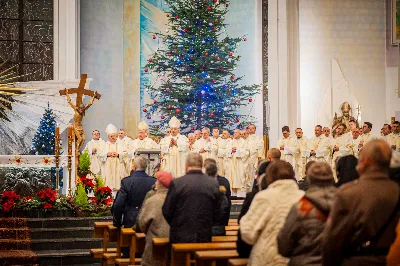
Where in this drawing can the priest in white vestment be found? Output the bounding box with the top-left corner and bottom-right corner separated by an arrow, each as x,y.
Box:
160,117 -> 189,178
295,128 -> 308,178
117,129 -> 133,147
332,124 -> 352,181
192,127 -> 218,161
98,124 -> 129,190
225,129 -> 249,197
347,127 -> 361,158
130,121 -> 160,154
390,122 -> 400,153
357,122 -> 377,151
83,130 -> 105,177
247,124 -> 265,159
188,133 -> 196,152
306,126 -> 330,165
276,126 -> 299,178
323,126 -> 334,164
241,130 -> 257,191
194,130 -> 201,140
217,130 -> 230,177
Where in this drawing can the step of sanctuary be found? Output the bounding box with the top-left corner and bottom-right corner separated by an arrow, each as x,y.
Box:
29,216 -> 112,266
28,201 -> 242,266
0,218 -> 38,265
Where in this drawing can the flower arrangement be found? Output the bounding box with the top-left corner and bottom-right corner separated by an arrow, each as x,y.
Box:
37,188 -> 57,209
79,176 -> 95,194
1,191 -> 20,212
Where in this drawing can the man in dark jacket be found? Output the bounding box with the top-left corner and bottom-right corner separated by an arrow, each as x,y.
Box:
112,156 -> 156,228
162,153 -> 221,243
323,139 -> 400,266
204,158 -> 231,204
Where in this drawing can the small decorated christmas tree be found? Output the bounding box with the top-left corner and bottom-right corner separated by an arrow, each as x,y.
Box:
30,103 -> 58,155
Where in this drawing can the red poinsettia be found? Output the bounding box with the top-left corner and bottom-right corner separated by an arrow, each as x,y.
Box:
95,186 -> 112,206
43,203 -> 53,209
103,198 -> 113,206
37,188 -> 57,209
1,191 -> 20,213
79,176 -> 95,194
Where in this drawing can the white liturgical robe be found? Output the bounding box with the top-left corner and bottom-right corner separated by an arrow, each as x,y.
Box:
248,134 -> 265,159
347,137 -> 361,158
98,141 -> 129,190
130,137 -> 160,154
225,138 -> 249,193
306,136 -> 330,164
242,137 -> 258,190
193,137 -> 218,162
295,137 -> 308,178
83,138 -> 105,176
332,133 -> 351,181
217,138 -> 229,176
160,134 -> 189,178
277,136 -> 299,177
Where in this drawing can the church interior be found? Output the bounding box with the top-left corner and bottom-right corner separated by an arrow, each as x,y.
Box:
0,0 -> 400,265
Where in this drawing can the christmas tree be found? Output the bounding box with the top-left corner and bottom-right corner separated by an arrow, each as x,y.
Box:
30,104 -> 57,155
143,0 -> 260,134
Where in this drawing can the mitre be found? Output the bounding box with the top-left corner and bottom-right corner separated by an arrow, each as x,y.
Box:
105,123 -> 118,135
138,121 -> 149,131
169,116 -> 181,128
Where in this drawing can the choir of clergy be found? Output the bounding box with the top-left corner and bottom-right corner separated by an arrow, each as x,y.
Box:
82,116 -> 400,194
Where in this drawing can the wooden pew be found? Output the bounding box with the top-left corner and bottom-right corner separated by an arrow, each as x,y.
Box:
228,258 -> 249,266
171,242 -> 236,266
151,235 -> 239,263
195,250 -> 239,266
226,231 -> 238,236
101,225 -> 121,266
152,238 -> 170,263
228,219 -> 239,226
113,228 -> 146,266
90,222 -> 117,259
225,225 -> 239,231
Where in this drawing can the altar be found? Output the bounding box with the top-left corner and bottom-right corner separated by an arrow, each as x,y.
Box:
0,155 -> 70,196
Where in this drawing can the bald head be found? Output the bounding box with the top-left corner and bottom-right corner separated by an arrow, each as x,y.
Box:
267,148 -> 281,161
357,139 -> 392,175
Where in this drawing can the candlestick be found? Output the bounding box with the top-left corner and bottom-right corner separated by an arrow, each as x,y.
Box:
67,124 -> 73,195
54,125 -> 60,193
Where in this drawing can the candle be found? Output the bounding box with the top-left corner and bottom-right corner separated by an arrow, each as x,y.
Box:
68,125 -> 73,137
55,125 -> 60,137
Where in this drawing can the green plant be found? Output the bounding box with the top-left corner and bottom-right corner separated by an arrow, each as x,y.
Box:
74,183 -> 88,208
78,151 -> 91,172
95,175 -> 105,190
54,196 -> 73,210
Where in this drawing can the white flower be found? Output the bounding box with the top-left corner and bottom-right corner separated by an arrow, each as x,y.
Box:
56,199 -> 61,203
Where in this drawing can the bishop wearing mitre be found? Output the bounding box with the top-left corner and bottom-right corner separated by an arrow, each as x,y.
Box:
98,124 -> 129,190
306,125 -> 330,164
225,129 -> 249,197
130,121 -> 159,154
83,129 -> 105,177
160,117 -> 189,178
277,126 -> 299,178
192,127 -> 218,161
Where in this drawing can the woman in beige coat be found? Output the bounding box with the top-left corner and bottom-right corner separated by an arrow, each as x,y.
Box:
240,161 -> 305,266
138,171 -> 173,266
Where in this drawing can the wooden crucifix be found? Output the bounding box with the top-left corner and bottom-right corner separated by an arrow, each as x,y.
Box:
59,74 -> 101,156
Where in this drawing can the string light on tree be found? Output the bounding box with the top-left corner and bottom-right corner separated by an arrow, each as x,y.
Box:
142,0 -> 260,134
30,103 -> 59,155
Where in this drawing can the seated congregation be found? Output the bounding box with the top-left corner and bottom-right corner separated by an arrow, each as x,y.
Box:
101,139 -> 400,266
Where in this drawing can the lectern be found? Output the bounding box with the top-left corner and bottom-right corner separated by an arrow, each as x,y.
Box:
135,149 -> 161,177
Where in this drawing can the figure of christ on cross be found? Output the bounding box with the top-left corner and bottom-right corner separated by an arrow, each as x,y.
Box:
60,74 -> 101,154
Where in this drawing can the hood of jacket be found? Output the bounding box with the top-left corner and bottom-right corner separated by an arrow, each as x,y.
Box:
304,185 -> 337,215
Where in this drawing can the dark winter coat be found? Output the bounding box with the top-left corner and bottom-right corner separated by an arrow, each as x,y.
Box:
162,170 -> 221,243
212,189 -> 231,236
322,171 -> 400,266
112,170 -> 156,228
278,185 -> 337,266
